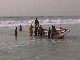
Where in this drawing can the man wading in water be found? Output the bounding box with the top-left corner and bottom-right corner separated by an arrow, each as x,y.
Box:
35,18 -> 39,36
15,27 -> 18,41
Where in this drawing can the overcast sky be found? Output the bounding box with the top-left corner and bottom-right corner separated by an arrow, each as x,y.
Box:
0,0 -> 80,16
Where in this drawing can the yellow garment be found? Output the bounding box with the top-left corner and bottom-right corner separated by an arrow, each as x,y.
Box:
29,25 -> 33,36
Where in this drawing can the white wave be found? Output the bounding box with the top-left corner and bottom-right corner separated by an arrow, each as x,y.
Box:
0,19 -> 79,27
43,19 -> 50,23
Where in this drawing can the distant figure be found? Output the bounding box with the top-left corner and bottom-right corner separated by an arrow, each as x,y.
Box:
29,24 -> 34,36
19,25 -> 22,31
40,25 -> 43,37
51,25 -> 56,39
48,27 -> 51,39
35,18 -> 39,26
15,27 -> 18,36
35,18 -> 39,36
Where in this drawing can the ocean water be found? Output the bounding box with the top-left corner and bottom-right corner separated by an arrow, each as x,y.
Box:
0,16 -> 80,60
0,16 -> 80,27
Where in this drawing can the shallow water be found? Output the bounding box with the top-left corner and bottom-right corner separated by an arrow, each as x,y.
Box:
0,24 -> 80,60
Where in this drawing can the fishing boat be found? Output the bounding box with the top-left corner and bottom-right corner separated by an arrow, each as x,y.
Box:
43,28 -> 70,39
29,18 -> 70,39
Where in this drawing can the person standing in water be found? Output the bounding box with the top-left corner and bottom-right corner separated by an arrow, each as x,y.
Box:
40,25 -> 43,37
48,27 -> 51,39
19,25 -> 22,31
35,18 -> 39,27
29,24 -> 34,36
35,18 -> 39,36
15,27 -> 18,41
15,27 -> 18,36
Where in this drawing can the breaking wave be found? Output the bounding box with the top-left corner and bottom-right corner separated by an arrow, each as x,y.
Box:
0,18 -> 80,27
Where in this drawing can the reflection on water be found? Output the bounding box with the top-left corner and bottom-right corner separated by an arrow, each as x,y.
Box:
15,36 -> 17,41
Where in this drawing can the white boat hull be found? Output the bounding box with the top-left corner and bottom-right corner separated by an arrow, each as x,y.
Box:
44,29 -> 70,39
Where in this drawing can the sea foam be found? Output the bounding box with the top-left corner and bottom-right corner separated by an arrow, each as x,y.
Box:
0,19 -> 80,27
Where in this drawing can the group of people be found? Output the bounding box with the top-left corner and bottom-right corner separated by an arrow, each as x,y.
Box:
15,18 -> 64,39
29,18 -> 58,39
15,25 -> 22,36
48,25 -> 56,39
29,18 -> 43,37
15,18 -> 44,37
